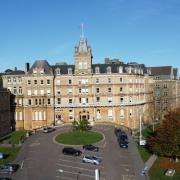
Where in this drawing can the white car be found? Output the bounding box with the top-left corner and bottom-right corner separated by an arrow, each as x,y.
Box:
82,156 -> 101,165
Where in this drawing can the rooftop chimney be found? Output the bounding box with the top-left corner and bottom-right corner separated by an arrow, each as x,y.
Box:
25,63 -> 30,73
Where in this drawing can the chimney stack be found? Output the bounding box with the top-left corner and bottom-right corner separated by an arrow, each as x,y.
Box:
25,63 -> 30,73
14,67 -> 17,71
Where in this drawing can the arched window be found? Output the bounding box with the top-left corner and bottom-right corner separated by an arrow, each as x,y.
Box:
107,66 -> 111,74
95,66 -> 100,74
96,109 -> 101,119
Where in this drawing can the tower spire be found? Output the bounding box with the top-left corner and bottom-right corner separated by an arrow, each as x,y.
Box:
81,23 -> 84,38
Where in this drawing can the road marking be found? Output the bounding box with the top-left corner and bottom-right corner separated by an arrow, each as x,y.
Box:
20,160 -> 24,169
122,174 -> 136,180
55,176 -> 74,180
58,158 -> 104,169
57,163 -> 105,174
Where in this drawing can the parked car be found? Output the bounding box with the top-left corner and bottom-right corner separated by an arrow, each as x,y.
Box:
62,147 -> 82,156
118,134 -> 128,148
119,134 -> 128,143
0,153 -> 4,160
82,155 -> 101,165
0,164 -> 19,174
43,127 -> 55,133
83,144 -> 99,152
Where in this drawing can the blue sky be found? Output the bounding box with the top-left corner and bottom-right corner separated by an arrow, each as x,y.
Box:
0,0 -> 180,72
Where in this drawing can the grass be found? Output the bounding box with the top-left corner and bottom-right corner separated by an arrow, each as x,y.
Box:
55,130 -> 103,145
149,157 -> 180,180
0,147 -> 20,164
137,145 -> 152,162
0,130 -> 27,144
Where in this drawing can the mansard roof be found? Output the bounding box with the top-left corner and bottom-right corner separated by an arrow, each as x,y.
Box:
52,64 -> 75,74
28,60 -> 53,75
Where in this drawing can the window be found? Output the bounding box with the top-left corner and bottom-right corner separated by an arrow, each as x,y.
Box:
27,90 -> 31,96
96,97 -> 100,102
96,78 -> 99,84
35,99 -> 38,105
130,109 -> 133,118
120,109 -> 124,118
108,78 -> 111,83
108,97 -> 112,103
96,109 -> 101,119
43,99 -> 45,104
39,99 -> 41,105
47,79 -> 50,85
18,78 -> 22,83
47,99 -> 51,105
34,80 -> 37,85
28,99 -> 31,105
163,83 -> 168,89
119,66 -> 123,73
56,68 -> 60,75
57,90 -> 60,95
57,98 -> 61,104
95,67 -> 100,74
13,78 -> 16,83
69,99 -> 72,104
79,98 -> 81,103
120,97 -> 123,102
40,89 -> 44,95
19,112 -> 23,121
68,89 -> 72,94
19,87 -> 22,94
107,66 -> 111,74
68,68 -> 72,75
8,78 -> 11,83
120,78 -> 123,82
13,87 -> 16,94
40,70 -> 44,75
56,80 -> 60,85
79,88 -> 81,93
129,97 -> 132,103
96,88 -> 100,93
108,87 -> 112,93
69,79 -> 72,84
108,109 -> 113,118
164,91 -> 168,96
40,80 -> 44,85
120,87 -> 123,92
28,80 -> 31,85
34,90 -> 37,95
47,89 -> 51,95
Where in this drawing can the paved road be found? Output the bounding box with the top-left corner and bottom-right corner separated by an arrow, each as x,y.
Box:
2,125 -> 148,180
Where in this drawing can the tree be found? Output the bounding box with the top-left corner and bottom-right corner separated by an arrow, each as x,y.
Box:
148,108 -> 180,161
72,118 -> 90,132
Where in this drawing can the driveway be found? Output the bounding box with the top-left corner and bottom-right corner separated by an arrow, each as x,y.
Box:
3,125 -> 147,180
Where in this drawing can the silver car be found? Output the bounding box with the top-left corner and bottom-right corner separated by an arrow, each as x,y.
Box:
82,155 -> 101,165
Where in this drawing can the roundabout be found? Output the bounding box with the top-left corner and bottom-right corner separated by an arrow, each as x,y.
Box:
55,130 -> 103,145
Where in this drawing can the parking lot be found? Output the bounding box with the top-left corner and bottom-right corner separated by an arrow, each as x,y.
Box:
1,125 -> 146,180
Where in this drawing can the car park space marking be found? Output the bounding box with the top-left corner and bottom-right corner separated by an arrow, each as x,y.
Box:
56,163 -> 106,174
20,160 -> 24,169
57,159 -> 105,169
55,176 -> 74,180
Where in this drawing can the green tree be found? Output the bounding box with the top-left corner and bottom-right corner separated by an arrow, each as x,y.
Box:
72,118 -> 90,132
148,108 -> 180,161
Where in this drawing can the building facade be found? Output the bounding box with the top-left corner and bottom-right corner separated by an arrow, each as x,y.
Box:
0,88 -> 11,137
2,36 -> 154,130
150,66 -> 180,121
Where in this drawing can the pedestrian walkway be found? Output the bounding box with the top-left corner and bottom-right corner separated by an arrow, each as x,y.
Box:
145,154 -> 158,171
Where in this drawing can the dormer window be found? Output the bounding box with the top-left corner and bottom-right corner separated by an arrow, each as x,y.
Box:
119,66 -> 123,73
56,68 -> 60,75
33,69 -> 37,74
107,66 -> 111,74
95,67 -> 100,74
40,69 -> 44,75
68,68 -> 72,75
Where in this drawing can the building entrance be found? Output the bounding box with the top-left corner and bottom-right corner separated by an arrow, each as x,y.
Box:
79,110 -> 90,120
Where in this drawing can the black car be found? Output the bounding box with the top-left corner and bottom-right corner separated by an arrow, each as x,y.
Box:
83,144 -> 99,152
119,134 -> 128,143
118,134 -> 128,148
0,164 -> 19,174
62,147 -> 82,156
119,140 -> 128,148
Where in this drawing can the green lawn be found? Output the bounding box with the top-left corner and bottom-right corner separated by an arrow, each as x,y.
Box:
55,131 -> 103,145
0,131 -> 27,144
0,147 -> 20,164
149,157 -> 180,180
137,145 -> 152,162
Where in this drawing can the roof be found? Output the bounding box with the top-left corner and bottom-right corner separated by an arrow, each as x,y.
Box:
28,60 -> 53,75
150,66 -> 172,76
5,70 -> 25,75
